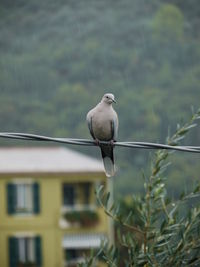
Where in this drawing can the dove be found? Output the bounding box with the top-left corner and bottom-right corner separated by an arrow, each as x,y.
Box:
86,93 -> 118,177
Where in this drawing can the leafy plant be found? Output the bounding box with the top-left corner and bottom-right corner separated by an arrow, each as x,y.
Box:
64,209 -> 99,227
80,109 -> 200,266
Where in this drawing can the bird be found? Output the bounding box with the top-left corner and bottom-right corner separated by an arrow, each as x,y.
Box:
86,93 -> 118,177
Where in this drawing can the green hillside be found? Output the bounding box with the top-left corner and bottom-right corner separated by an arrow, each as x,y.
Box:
0,0 -> 200,196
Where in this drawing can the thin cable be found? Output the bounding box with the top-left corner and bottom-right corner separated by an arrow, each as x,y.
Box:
0,132 -> 200,153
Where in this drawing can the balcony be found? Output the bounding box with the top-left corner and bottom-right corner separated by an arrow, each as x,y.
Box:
60,182 -> 101,228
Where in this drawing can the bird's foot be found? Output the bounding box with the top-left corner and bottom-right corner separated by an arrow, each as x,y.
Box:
110,139 -> 116,147
94,139 -> 100,146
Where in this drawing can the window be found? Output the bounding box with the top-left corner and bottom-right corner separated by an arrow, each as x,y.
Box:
18,237 -> 35,263
82,182 -> 91,205
65,249 -> 89,265
62,182 -> 92,208
63,234 -> 105,266
16,184 -> 33,213
7,182 -> 40,215
66,249 -> 77,261
9,236 -> 42,267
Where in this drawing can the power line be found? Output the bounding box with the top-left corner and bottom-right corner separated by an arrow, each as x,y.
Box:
0,132 -> 200,153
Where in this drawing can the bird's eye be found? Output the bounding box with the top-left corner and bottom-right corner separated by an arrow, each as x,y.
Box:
106,96 -> 109,98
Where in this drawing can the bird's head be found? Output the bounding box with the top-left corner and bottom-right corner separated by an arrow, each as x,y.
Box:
102,93 -> 116,105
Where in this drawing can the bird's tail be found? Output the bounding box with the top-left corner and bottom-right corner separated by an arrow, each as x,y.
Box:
100,145 -> 116,177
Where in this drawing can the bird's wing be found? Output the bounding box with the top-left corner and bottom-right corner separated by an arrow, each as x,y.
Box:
111,113 -> 118,141
86,112 -> 96,140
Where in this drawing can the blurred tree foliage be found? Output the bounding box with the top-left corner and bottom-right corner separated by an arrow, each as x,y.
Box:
152,4 -> 184,43
0,0 -> 200,196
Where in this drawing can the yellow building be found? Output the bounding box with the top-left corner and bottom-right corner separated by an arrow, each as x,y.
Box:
0,147 -> 112,267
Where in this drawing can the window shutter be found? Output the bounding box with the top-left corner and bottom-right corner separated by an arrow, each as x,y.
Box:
7,183 -> 16,214
33,182 -> 40,214
63,184 -> 75,205
35,236 -> 42,266
9,237 -> 18,267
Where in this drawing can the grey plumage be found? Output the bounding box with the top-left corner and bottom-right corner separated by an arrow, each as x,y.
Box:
86,93 -> 118,177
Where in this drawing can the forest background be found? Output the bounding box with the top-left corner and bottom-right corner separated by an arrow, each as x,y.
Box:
0,0 -> 200,198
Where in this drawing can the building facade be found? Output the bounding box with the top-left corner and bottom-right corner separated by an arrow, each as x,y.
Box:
0,147 -> 111,267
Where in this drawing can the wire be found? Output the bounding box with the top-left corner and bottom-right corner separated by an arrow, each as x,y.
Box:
0,132 -> 200,153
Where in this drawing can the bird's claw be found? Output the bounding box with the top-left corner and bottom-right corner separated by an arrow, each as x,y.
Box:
94,139 -> 116,147
94,139 -> 100,146
110,140 -> 116,147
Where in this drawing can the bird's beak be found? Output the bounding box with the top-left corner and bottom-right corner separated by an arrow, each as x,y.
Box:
113,99 -> 116,104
